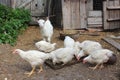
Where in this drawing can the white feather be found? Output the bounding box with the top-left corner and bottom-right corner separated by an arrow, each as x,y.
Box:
13,49 -> 49,66
64,36 -> 75,48
35,40 -> 56,52
37,18 -> 53,43
49,47 -> 76,65
77,40 -> 102,60
83,49 -> 114,64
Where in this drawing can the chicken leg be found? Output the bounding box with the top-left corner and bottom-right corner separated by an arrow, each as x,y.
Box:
38,65 -> 43,73
89,64 -> 100,70
99,64 -> 104,69
24,66 -> 36,77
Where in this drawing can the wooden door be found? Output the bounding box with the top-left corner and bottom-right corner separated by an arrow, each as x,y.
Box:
62,0 -> 86,30
103,0 -> 120,30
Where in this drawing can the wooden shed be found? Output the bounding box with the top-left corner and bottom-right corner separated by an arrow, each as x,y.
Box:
61,0 -> 120,30
0,0 -> 120,30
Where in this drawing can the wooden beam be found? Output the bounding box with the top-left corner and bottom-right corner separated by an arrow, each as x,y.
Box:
107,18 -> 120,21
107,6 -> 120,10
80,0 -> 87,28
102,37 -> 120,50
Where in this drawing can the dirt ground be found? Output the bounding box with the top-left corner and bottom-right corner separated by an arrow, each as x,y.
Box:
0,26 -> 120,80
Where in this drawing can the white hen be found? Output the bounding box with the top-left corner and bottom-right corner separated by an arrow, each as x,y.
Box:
64,36 -> 75,48
37,17 -> 53,43
35,40 -> 56,52
76,40 -> 102,60
12,49 -> 50,77
49,47 -> 76,65
83,49 -> 114,70
74,41 -> 82,56
37,19 -> 45,27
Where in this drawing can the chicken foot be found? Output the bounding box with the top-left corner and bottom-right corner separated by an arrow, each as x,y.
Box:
24,66 -> 35,77
38,65 -> 43,73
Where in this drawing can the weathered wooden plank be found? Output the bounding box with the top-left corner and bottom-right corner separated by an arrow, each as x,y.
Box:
103,1 -> 109,29
80,0 -> 87,28
102,37 -> 120,51
62,0 -> 71,29
18,0 -> 33,8
114,0 -> 120,29
88,24 -> 102,28
88,11 -> 102,17
88,17 -> 102,25
86,0 -> 93,16
87,11 -> 102,28
107,18 -> 120,21
107,6 -> 120,10
71,0 -> 80,29
109,1 -> 114,29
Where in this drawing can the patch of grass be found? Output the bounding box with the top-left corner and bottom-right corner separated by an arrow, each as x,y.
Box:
0,4 -> 31,46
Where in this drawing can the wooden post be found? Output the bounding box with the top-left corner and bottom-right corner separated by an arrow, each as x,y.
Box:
103,0 -> 109,29
80,0 -> 87,28
62,0 -> 71,30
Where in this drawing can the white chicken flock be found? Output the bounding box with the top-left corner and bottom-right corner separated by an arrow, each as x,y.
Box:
12,18 -> 117,77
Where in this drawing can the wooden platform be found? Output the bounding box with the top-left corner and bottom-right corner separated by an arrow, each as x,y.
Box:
45,58 -> 82,70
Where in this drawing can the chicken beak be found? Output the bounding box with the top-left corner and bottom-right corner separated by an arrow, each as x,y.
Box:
76,55 -> 80,61
12,49 -> 16,54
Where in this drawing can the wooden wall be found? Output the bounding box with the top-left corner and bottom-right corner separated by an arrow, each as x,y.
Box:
13,0 -> 47,16
103,0 -> 120,30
